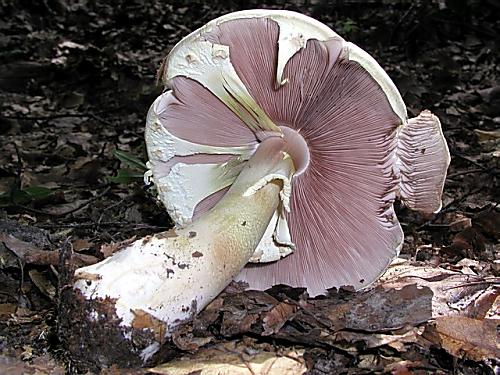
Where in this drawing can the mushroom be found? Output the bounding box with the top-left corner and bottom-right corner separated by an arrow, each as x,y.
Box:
66,10 -> 449,369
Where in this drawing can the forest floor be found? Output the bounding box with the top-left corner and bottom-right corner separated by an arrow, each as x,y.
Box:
0,1 -> 498,374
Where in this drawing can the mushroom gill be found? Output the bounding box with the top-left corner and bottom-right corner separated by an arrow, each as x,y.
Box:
147,11 -> 447,296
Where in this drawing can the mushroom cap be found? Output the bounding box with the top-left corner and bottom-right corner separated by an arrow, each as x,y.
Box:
145,10 -> 450,296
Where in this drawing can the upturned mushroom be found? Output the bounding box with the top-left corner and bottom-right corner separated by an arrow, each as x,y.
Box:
64,9 -> 450,369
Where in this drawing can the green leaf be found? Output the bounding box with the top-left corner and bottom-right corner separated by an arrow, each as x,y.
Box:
113,150 -> 147,171
335,19 -> 359,35
107,169 -> 145,184
24,186 -> 53,200
0,186 -> 54,206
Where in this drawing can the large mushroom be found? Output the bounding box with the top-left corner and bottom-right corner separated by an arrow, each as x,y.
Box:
64,9 -> 450,369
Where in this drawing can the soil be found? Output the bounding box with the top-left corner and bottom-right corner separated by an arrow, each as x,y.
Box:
0,0 -> 498,374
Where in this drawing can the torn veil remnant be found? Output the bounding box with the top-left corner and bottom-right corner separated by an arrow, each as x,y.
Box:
67,9 -> 450,369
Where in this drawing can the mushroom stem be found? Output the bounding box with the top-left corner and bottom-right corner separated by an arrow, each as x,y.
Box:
64,137 -> 293,369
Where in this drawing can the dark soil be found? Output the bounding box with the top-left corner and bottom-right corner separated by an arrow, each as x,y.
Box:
0,0 -> 498,374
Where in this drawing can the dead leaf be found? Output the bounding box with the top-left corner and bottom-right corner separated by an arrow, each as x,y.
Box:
474,129 -> 500,141
385,360 -> 438,374
325,284 -> 433,332
474,208 -> 500,239
449,215 -> 472,232
0,233 -> 98,267
99,236 -> 136,258
451,227 -> 486,253
28,269 -> 56,300
72,238 -> 94,252
0,303 -> 17,317
379,261 -> 496,318
334,327 -> 425,352
43,199 -> 90,216
219,291 -> 279,337
68,157 -> 103,184
149,343 -> 307,375
423,316 -> 500,361
262,302 -> 297,336
171,330 -> 212,352
462,287 -> 500,319
131,309 -> 168,343
0,355 -> 65,375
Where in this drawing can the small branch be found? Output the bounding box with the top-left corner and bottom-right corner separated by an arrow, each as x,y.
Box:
440,185 -> 486,213
450,149 -> 496,175
416,185 -> 485,230
12,142 -> 22,191
446,168 -> 486,179
443,277 -> 500,290
389,3 -> 417,43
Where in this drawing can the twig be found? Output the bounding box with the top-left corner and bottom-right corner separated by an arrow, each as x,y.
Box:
441,185 -> 486,213
96,196 -> 130,225
443,278 -> 500,291
446,168 -> 486,179
12,142 -> 22,191
389,3 -> 417,43
450,149 -> 496,175
416,185 -> 485,230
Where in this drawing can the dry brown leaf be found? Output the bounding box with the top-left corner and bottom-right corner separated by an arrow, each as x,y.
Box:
149,345 -> 306,375
334,327 -> 425,352
0,233 -> 97,267
171,329 -> 212,352
474,208 -> 500,239
384,360 -> 440,375
131,309 -> 168,343
451,227 -> 486,253
379,260 -> 496,318
474,128 -> 500,141
0,355 -> 65,375
0,303 -> 17,317
219,291 -> 279,337
262,301 -> 297,336
72,238 -> 94,252
28,269 -> 56,300
461,282 -> 499,319
321,283 -> 433,332
99,236 -> 137,258
423,316 -> 500,361
43,199 -> 90,216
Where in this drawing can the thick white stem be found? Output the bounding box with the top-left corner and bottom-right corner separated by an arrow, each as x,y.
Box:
71,138 -> 293,363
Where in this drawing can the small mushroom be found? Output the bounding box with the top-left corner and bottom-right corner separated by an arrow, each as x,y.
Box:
65,10 -> 449,369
